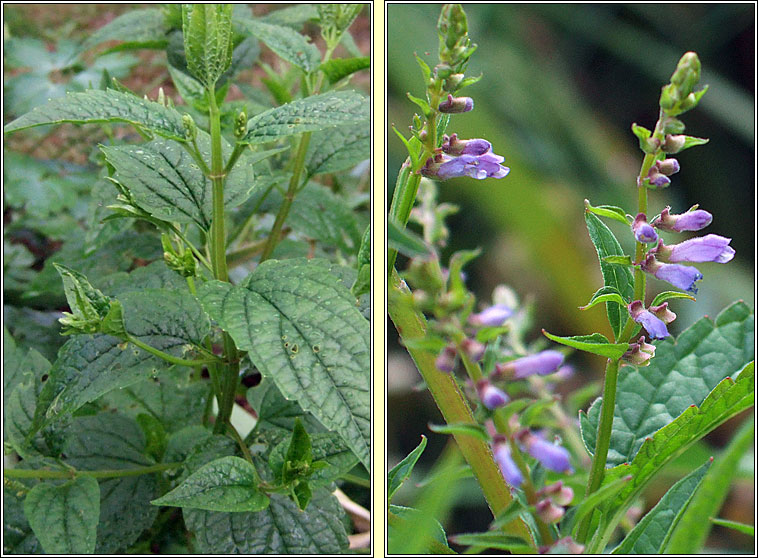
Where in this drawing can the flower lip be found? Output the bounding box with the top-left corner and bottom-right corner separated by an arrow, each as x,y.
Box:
632,213 -> 658,244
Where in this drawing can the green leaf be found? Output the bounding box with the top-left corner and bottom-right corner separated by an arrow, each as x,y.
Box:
602,254 -> 633,266
543,330 -> 629,359
612,459 -> 712,554
199,258 -> 370,468
677,135 -> 709,152
240,19 -> 321,73
585,200 -> 632,226
63,413 -> 159,553
319,56 -> 370,84
81,8 -> 168,54
664,417 -> 754,553
584,211 -> 635,339
23,476 -> 100,554
152,456 -> 269,512
268,430 -> 359,487
429,422 -> 490,441
258,4 -> 319,27
592,361 -> 754,552
650,290 -> 696,307
306,121 -> 369,175
4,486 -> 42,554
583,301 -> 754,465
388,218 -> 429,258
182,4 -> 234,87
389,504 -> 453,553
710,518 -> 754,536
579,286 -> 628,311
246,377 -> 324,435
4,89 -> 186,140
136,413 -> 167,461
184,488 -> 348,554
388,435 -> 427,502
240,91 -> 368,145
449,531 -> 532,553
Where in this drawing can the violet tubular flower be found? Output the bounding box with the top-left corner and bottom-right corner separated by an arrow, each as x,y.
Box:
628,300 -> 670,339
469,303 -> 513,327
441,133 -> 491,156
520,432 -> 573,473
654,234 -> 735,263
476,379 -> 509,410
495,350 -> 564,379
652,206 -> 712,232
435,345 -> 457,373
436,152 -> 510,180
438,94 -> 474,113
641,254 -> 703,293
493,437 -> 523,487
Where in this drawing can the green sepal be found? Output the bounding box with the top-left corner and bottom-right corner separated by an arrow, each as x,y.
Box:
455,73 -> 483,91
631,123 -> 659,154
542,330 -> 630,360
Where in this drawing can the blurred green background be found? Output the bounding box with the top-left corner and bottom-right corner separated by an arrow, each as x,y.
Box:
387,3 -> 754,552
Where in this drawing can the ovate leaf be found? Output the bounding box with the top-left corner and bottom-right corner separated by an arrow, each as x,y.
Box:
611,459 -> 711,554
81,8 -> 168,54
23,476 -> 100,554
152,456 -> 269,512
240,19 -> 321,73
584,211 -> 634,339
306,121 -> 370,175
240,91 -> 368,145
184,488 -> 348,554
199,258 -> 370,468
4,89 -> 186,140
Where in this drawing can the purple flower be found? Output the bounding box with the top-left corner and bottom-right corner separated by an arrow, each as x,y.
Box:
522,434 -> 573,473
646,158 -> 680,188
435,345 -> 457,373
641,254 -> 703,293
659,234 -> 735,263
437,152 -> 510,180
653,206 -> 712,232
493,438 -> 523,487
538,481 -> 574,506
442,134 -> 491,156
476,379 -> 509,410
632,213 -> 658,244
461,337 -> 486,362
495,350 -> 564,379
657,158 -> 680,175
622,335 -> 656,366
647,171 -> 671,187
536,499 -> 565,523
469,303 -> 513,327
438,94 -> 474,113
628,300 -> 670,339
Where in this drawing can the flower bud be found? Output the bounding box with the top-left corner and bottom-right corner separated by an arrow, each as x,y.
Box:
444,72 -> 465,91
649,301 -> 676,324
628,300 -> 670,339
652,206 -> 712,232
495,350 -> 564,379
537,481 -> 574,506
646,167 -> 670,188
656,158 -> 680,176
234,109 -> 248,139
476,379 -> 509,410
441,133 -> 491,156
469,303 -> 513,327
435,344 -> 458,373
632,213 -> 658,244
461,337 -> 486,362
622,335 -> 656,366
536,499 -> 565,523
438,93 -> 474,113
182,113 -> 197,142
493,435 -> 523,487
662,134 -> 687,153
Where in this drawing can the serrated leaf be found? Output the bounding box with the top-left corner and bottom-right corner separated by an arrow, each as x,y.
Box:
240,91 -> 368,145
429,422 -> 490,441
182,4 -> 234,87
585,211 -> 635,340
612,459 -> 711,554
240,19 -> 321,73
63,413 -> 158,553
184,488 -> 348,554
543,331 -> 629,359
388,435 -> 427,502
4,89 -> 186,140
319,56 -> 370,84
583,301 -> 754,465
306,121 -> 369,175
23,476 -> 100,554
664,417 -> 754,553
198,258 -> 370,468
246,377 -> 324,435
81,8 -> 168,54
152,456 -> 269,512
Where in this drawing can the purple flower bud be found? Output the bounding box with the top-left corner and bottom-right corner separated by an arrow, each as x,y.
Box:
441,133 -> 492,156
662,134 -> 687,153
493,438 -> 523,487
641,254 -> 703,293
536,499 -> 565,523
461,338 -> 486,362
495,350 -> 565,379
649,302 -> 676,324
656,158 -> 680,176
438,94 -> 474,113
628,300 -> 670,339
653,206 -> 713,232
647,168 -> 671,188
554,365 -> 575,381
469,303 -> 513,327
521,432 -> 573,473
632,213 -> 658,244
537,481 -> 574,506
622,335 -> 656,366
435,345 -> 457,373
476,379 -> 509,410
664,234 -> 735,264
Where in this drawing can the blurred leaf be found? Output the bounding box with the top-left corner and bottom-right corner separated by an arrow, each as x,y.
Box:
388,435 -> 427,502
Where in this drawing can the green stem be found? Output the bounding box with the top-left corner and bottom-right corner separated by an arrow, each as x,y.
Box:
340,472 -> 371,488
225,420 -> 254,464
389,272 -> 534,546
387,162 -> 422,274
127,335 -> 219,368
4,462 -> 181,480
207,84 -> 229,283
